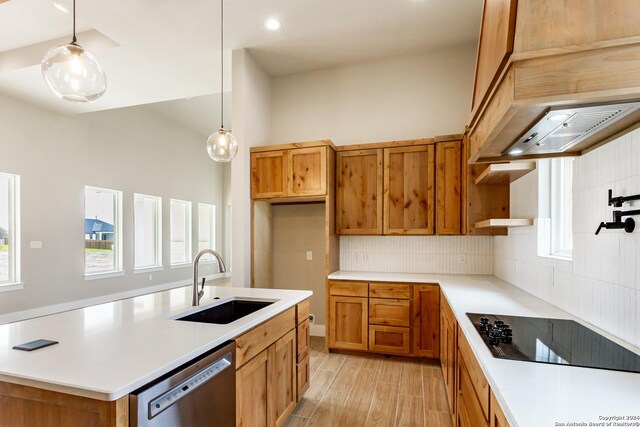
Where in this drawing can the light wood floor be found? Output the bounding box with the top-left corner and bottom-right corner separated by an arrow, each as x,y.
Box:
286,337 -> 453,427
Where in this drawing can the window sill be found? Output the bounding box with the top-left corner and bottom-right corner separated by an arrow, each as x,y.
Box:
0,283 -> 24,293
134,266 -> 164,274
84,271 -> 125,281
539,253 -> 573,262
170,263 -> 192,270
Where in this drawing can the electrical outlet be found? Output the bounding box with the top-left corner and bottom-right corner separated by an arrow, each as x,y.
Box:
356,253 -> 364,263
30,241 -> 43,249
363,253 -> 370,263
457,254 -> 466,264
148,275 -> 153,281
306,251 -> 313,261
309,314 -> 315,324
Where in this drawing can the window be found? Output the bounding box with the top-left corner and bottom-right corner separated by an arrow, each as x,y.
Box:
0,172 -> 20,286
85,186 -> 122,276
134,194 -> 162,270
550,157 -> 574,258
198,203 -> 216,262
170,199 -> 192,265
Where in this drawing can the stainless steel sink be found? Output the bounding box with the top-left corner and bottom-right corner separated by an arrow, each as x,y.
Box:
175,299 -> 275,325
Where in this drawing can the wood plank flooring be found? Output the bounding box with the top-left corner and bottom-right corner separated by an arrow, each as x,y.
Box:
286,337 -> 452,427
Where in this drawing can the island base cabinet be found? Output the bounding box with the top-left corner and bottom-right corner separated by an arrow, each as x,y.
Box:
237,350 -> 270,427
0,381 -> 128,427
297,355 -> 310,399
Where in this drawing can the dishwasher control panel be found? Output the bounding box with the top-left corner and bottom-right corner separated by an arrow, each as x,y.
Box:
148,352 -> 232,419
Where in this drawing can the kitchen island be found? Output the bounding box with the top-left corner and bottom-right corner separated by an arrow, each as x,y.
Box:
0,284 -> 312,426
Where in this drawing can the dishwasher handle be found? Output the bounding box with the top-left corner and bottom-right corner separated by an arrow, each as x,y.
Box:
148,352 -> 233,420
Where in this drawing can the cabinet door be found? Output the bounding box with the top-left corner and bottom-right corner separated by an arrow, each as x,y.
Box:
470,0 -> 517,114
328,296 -> 368,350
490,391 -> 510,427
336,149 -> 383,234
384,145 -> 435,235
288,146 -> 327,197
412,284 -> 440,358
251,151 -> 288,199
296,318 -> 310,363
236,349 -> 269,427
436,141 -> 462,235
271,330 -> 297,427
369,325 -> 410,355
441,300 -> 457,415
297,354 -> 310,401
457,356 -> 489,427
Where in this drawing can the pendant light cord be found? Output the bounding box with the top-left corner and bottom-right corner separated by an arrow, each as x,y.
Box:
220,0 -> 224,129
72,0 -> 77,44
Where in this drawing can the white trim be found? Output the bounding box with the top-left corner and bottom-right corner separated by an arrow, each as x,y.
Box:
133,266 -> 164,274
0,273 -> 231,325
170,263 -> 192,270
0,282 -> 24,293
133,193 -> 163,271
0,172 -> 20,286
84,271 -> 125,281
310,324 -> 326,337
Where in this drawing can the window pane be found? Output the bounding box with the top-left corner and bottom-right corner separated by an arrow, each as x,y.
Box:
85,187 -> 120,274
135,194 -> 161,269
198,204 -> 215,262
550,158 -> 574,258
0,175 -> 10,283
170,200 -> 191,265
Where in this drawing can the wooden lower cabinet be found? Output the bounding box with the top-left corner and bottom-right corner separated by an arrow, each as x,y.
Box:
296,318 -> 310,363
369,298 -> 410,327
412,284 -> 440,358
297,355 -> 310,399
440,294 -> 457,417
328,295 -> 368,350
369,325 -> 410,354
237,350 -> 270,427
457,356 -> 489,427
490,391 -> 509,427
271,330 -> 297,427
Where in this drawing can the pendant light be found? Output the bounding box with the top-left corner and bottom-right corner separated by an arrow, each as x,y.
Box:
206,0 -> 238,162
41,0 -> 107,103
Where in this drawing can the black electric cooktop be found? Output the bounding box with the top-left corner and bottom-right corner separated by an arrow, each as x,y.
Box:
467,313 -> 640,374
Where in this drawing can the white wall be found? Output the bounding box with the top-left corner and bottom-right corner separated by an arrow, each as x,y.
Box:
495,131 -> 640,347
230,49 -> 272,287
270,46 -> 477,146
340,236 -> 493,274
0,93 -> 225,315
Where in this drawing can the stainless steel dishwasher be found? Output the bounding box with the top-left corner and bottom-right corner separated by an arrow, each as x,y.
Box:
130,341 -> 235,426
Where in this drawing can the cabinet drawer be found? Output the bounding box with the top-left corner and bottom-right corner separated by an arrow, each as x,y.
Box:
369,298 -> 410,327
458,331 -> 489,420
458,355 -> 489,427
296,300 -> 310,324
236,307 -> 295,368
329,280 -> 368,297
297,318 -> 310,363
368,325 -> 410,355
297,355 -> 310,401
369,282 -> 411,299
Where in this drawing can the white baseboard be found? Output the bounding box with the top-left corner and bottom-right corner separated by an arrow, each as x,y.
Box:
310,324 -> 326,337
0,273 -> 230,325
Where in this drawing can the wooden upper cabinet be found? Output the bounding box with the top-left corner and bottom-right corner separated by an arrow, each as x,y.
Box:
288,146 -> 327,197
412,284 -> 440,358
336,149 -> 383,235
383,145 -> 435,235
251,151 -> 288,199
470,0 -> 517,115
436,141 -> 462,235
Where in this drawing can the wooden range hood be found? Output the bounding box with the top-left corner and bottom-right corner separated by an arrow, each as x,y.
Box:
468,0 -> 640,164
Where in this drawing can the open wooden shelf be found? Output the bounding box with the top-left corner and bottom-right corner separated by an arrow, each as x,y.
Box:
475,162 -> 536,185
475,218 -> 533,229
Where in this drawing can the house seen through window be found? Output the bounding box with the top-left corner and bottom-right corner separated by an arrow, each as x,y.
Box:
85,186 -> 122,275
0,172 -> 20,286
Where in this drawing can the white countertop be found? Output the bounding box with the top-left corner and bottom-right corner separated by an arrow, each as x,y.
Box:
0,285 -> 312,401
329,271 -> 640,427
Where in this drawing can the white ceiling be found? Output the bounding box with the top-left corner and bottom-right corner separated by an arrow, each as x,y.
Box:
0,0 -> 482,118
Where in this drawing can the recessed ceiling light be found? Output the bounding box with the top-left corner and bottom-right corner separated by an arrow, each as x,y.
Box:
52,0 -> 70,13
548,113 -> 570,122
264,18 -> 282,31
509,149 -> 524,155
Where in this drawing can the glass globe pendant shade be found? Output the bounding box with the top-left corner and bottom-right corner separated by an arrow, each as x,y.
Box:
207,128 -> 238,162
41,43 -> 107,103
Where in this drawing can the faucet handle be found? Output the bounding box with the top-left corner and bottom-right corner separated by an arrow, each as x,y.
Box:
595,222 -> 606,235
198,277 -> 206,301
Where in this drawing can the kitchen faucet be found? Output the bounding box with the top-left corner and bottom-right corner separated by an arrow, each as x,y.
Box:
192,249 -> 227,306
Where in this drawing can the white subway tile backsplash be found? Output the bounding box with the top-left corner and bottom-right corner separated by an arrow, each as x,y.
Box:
340,235 -> 493,275
495,128 -> 640,348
